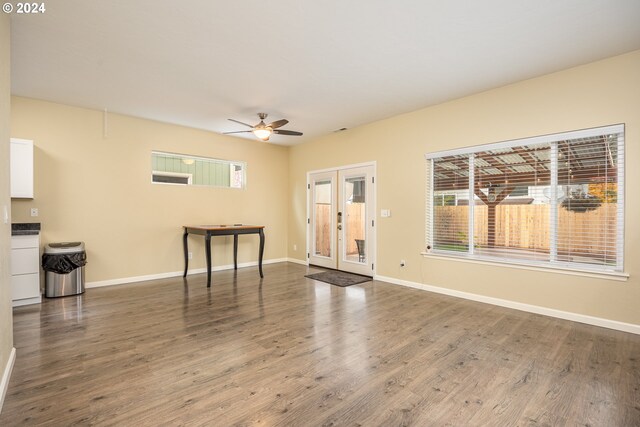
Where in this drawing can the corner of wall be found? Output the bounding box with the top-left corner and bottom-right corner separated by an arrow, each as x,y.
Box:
0,12 -> 15,413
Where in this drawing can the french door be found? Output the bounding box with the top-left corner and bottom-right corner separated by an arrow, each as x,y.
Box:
308,164 -> 375,276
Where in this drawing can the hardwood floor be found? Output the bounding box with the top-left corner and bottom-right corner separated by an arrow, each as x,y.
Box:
1,262 -> 639,426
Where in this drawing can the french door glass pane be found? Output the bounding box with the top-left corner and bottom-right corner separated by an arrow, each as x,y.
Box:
345,176 -> 366,263
314,180 -> 332,257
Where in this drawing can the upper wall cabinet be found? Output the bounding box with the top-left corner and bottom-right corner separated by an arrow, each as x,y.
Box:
10,138 -> 34,199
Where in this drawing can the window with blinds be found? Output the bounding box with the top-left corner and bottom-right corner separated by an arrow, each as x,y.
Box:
425,124 -> 624,273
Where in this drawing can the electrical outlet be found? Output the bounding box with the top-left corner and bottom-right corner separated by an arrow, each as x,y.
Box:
293,244 -> 297,251
30,208 -> 38,217
188,252 -> 193,260
400,260 -> 406,267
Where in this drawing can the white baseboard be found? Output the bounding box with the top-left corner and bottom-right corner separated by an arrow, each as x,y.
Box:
12,296 -> 42,307
86,258 -> 289,289
0,347 -> 16,414
375,274 -> 640,335
286,257 -> 308,266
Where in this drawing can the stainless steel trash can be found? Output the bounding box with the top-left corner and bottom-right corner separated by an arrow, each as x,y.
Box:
44,242 -> 86,297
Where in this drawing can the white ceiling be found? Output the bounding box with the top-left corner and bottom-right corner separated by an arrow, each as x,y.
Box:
10,0 -> 640,145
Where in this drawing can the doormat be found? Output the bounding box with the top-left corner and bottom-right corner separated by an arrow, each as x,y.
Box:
305,270 -> 372,287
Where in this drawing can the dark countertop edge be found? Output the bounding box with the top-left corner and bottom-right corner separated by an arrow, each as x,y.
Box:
11,223 -> 41,236
12,230 -> 40,236
11,222 -> 41,231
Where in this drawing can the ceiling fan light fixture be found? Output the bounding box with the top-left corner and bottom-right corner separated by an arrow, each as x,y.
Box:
225,113 -> 301,141
253,127 -> 272,141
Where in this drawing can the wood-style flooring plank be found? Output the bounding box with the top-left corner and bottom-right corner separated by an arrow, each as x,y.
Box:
1,262 -> 639,426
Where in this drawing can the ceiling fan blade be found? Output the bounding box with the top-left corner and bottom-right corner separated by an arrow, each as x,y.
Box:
267,119 -> 288,129
273,129 -> 303,136
228,118 -> 254,128
223,130 -> 253,135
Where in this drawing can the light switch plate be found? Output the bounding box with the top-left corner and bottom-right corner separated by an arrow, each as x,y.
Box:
381,209 -> 391,217
30,208 -> 38,217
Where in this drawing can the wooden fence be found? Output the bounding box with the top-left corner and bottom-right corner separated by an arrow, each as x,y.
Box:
434,204 -> 617,259
314,204 -> 365,256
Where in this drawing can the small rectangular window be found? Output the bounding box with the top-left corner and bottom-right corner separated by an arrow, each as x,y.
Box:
425,124 -> 625,274
151,151 -> 246,189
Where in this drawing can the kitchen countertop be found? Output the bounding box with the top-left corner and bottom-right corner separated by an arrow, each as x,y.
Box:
11,222 -> 41,236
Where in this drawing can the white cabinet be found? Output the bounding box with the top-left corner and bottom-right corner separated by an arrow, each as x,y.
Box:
11,234 -> 41,306
11,247 -> 39,274
10,138 -> 34,199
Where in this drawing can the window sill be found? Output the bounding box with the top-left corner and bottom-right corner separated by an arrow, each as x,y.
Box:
420,251 -> 629,282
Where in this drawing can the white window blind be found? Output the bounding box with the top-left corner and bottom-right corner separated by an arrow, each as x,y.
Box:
425,124 -> 624,273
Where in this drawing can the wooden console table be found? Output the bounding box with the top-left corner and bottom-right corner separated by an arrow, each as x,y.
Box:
182,225 -> 265,287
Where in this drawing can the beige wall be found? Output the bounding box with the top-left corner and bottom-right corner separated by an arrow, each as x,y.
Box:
289,51 -> 640,326
11,98 -> 289,283
0,14 -> 14,392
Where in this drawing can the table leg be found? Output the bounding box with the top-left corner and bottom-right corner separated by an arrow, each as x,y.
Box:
205,233 -> 212,287
233,234 -> 238,270
182,231 -> 189,277
258,229 -> 265,278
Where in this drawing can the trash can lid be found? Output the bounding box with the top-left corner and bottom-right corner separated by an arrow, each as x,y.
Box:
44,241 -> 85,254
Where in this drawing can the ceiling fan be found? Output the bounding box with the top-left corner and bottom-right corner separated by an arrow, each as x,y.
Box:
223,113 -> 303,141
